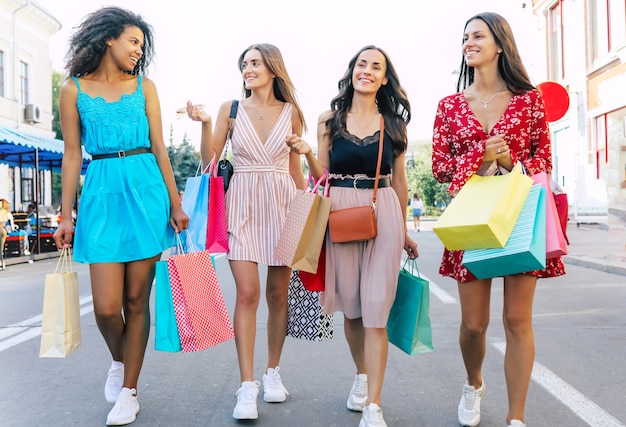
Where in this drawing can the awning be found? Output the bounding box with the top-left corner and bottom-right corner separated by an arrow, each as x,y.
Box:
0,126 -> 91,174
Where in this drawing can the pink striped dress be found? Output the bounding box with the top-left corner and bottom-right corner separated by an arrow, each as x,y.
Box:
225,102 -> 296,265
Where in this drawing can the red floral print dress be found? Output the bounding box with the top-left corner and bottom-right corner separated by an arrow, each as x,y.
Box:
432,89 -> 566,283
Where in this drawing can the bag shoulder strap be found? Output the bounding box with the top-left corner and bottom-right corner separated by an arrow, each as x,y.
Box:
371,116 -> 385,207
224,100 -> 240,158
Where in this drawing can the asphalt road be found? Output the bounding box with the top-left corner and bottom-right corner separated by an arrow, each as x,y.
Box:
1,227 -> 625,427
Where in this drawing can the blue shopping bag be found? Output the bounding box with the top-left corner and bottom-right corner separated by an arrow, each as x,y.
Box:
462,184 -> 547,279
154,260 -> 182,352
387,259 -> 434,355
182,162 -> 210,251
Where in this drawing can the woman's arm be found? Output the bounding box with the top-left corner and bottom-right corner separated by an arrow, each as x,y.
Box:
289,107 -> 306,190
391,151 -> 418,258
144,77 -> 188,233
54,79 -> 83,248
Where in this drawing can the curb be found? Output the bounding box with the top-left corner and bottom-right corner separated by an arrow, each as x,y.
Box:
562,255 -> 626,277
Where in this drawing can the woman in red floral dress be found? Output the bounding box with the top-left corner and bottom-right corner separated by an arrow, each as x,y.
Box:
432,12 -> 565,427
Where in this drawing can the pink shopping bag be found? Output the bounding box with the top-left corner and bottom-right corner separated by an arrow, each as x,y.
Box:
206,156 -> 229,253
531,172 -> 568,258
167,237 -> 234,352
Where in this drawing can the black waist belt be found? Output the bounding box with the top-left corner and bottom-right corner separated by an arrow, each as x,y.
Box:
91,147 -> 152,160
329,177 -> 391,189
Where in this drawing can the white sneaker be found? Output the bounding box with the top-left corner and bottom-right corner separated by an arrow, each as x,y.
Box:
106,387 -> 139,426
105,361 -> 124,404
508,420 -> 526,427
262,367 -> 289,403
458,380 -> 486,427
359,403 -> 387,427
233,381 -> 260,420
347,373 -> 368,412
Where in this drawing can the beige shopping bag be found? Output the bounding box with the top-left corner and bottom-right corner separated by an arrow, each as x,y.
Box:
39,249 -> 81,358
274,174 -> 331,273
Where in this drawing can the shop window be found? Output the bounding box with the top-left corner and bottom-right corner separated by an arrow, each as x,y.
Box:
594,114 -> 608,179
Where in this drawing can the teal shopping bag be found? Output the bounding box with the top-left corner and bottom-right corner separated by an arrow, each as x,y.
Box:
386,259 -> 434,355
462,184 -> 547,279
154,260 -> 182,352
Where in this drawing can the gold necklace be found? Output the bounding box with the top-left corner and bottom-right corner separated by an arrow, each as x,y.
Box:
351,113 -> 377,133
471,82 -> 506,108
252,105 -> 265,120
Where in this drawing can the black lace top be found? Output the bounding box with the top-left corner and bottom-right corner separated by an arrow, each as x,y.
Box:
329,131 -> 394,177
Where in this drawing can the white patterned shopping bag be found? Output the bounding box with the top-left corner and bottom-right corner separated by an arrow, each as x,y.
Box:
286,270 -> 333,341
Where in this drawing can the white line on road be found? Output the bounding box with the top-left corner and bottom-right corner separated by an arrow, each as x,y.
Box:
0,296 -> 93,353
492,341 -> 625,427
422,274 -> 458,304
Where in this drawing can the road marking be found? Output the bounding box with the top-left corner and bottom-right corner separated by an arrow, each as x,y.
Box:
492,342 -> 625,427
0,296 -> 93,353
422,274 -> 458,304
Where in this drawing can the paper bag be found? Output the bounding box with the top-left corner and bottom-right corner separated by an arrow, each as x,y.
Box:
531,172 -> 567,258
287,270 -> 333,341
39,249 -> 81,358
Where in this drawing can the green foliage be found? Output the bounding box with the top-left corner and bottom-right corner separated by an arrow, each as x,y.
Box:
51,70 -> 64,206
168,128 -> 200,191
405,142 -> 451,216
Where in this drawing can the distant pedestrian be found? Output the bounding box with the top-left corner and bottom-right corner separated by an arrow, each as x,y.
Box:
432,12 -> 565,427
53,6 -> 188,426
410,193 -> 424,231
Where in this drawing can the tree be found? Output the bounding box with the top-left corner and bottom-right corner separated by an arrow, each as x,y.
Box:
167,127 -> 200,191
51,70 -> 64,207
405,142 -> 450,215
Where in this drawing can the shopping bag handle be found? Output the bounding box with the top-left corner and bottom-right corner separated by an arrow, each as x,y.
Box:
194,160 -> 211,177
401,257 -> 422,278
307,169 -> 330,197
54,247 -> 73,274
172,229 -> 199,255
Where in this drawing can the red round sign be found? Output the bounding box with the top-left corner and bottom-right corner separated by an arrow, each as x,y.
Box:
537,81 -> 570,122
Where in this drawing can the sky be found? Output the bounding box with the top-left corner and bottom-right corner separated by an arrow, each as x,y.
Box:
43,0 -> 544,149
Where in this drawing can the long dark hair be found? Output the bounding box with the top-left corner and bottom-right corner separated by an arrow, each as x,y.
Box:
238,43 -> 307,133
326,45 -> 410,155
456,12 -> 534,94
65,6 -> 155,77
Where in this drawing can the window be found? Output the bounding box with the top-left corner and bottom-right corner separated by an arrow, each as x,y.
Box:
590,0 -> 626,64
0,51 -> 5,97
549,1 -> 564,80
20,60 -> 29,104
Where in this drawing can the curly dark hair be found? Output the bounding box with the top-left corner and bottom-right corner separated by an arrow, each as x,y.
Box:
456,12 -> 534,94
326,45 -> 410,155
64,6 -> 155,77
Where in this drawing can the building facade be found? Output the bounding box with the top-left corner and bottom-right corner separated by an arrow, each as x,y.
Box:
0,0 -> 61,212
533,0 -> 626,221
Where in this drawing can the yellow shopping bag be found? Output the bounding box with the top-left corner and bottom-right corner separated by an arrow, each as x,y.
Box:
39,248 -> 82,358
433,163 -> 533,250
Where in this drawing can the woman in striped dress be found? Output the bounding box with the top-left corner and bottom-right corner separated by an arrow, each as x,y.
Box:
187,43 -> 306,421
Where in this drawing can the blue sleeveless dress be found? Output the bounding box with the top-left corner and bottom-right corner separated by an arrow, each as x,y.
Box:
72,76 -> 173,263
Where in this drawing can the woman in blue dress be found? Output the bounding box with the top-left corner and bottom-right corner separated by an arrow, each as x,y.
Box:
53,7 -> 188,426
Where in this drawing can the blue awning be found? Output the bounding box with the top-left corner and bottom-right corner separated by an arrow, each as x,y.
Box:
0,126 -> 91,174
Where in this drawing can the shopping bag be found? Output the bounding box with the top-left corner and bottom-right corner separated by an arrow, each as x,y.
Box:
531,172 -> 567,258
39,248 -> 81,358
182,162 -> 210,251
274,174 -> 331,273
154,260 -> 182,352
553,193 -> 570,245
206,156 -> 229,253
433,163 -> 533,250
287,270 -> 333,341
386,259 -> 433,355
298,240 -> 326,291
167,233 -> 234,352
462,184 -> 547,279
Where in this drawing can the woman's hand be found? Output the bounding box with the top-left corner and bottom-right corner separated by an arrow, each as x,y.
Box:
53,218 -> 74,249
169,205 -> 189,234
285,134 -> 312,155
404,233 -> 419,259
186,100 -> 211,123
484,134 -> 509,161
